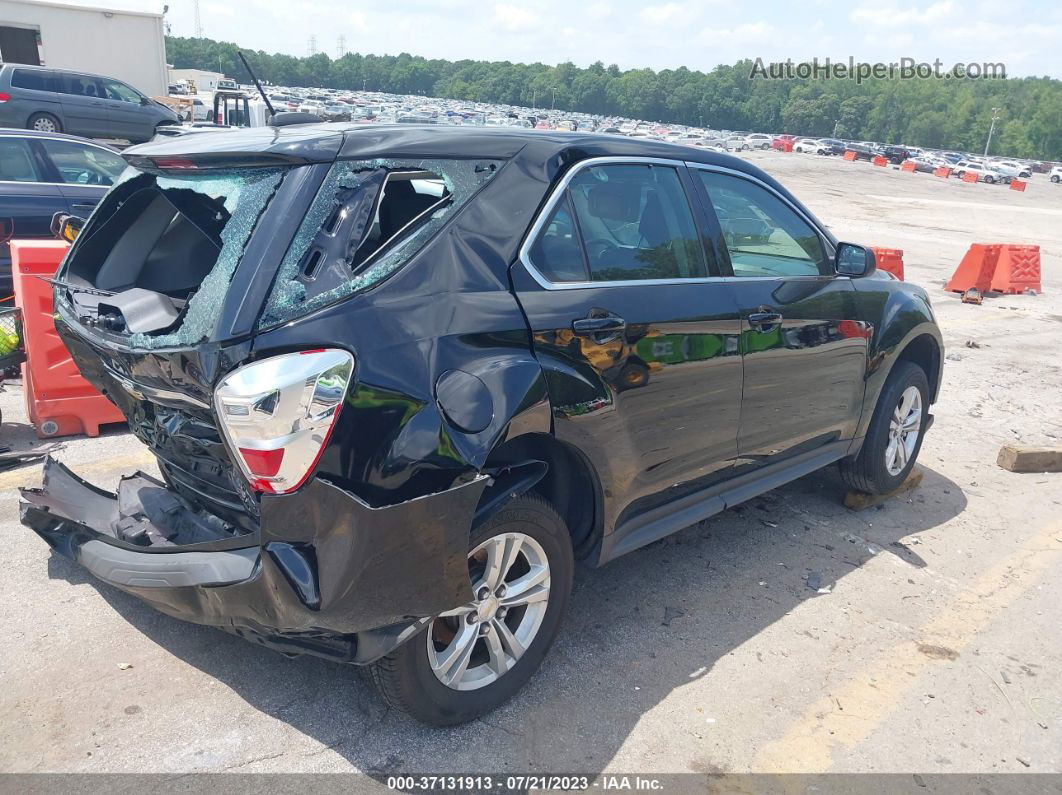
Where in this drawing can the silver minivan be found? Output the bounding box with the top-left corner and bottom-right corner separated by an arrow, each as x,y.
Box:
0,64 -> 179,143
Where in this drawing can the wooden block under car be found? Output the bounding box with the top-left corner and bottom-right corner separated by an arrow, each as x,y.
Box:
997,444 -> 1062,473
844,466 -> 925,510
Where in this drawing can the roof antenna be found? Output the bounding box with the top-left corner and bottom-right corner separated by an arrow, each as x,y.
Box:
237,50 -> 275,119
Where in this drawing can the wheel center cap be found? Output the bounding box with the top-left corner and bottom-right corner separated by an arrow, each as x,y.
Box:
476,595 -> 500,622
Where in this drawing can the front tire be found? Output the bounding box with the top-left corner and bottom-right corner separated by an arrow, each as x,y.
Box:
27,112 -> 61,134
840,361 -> 928,495
369,493 -> 573,725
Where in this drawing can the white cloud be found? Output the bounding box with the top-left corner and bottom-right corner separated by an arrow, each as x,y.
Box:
492,3 -> 539,31
639,3 -> 687,25
850,1 -> 956,28
348,11 -> 369,29
586,2 -> 613,20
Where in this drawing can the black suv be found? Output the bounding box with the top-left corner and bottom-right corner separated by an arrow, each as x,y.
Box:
21,125 -> 943,725
881,145 -> 911,165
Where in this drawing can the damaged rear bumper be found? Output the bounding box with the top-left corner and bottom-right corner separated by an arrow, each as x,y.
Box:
20,457 -> 487,663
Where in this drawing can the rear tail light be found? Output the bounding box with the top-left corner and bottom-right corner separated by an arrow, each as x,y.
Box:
0,92 -> 10,103
214,349 -> 354,494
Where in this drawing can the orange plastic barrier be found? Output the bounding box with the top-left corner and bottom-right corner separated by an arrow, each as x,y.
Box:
933,167 -> 951,178
945,244 -> 1000,293
900,160 -> 917,172
945,243 -> 1042,295
871,247 -> 905,280
961,172 -> 979,183
11,240 -> 126,438
1009,179 -> 1026,192
990,244 -> 1041,294
843,150 -> 857,161
872,156 -> 888,167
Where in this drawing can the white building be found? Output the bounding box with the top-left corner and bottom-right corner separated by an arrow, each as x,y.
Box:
168,68 -> 224,94
0,0 -> 168,97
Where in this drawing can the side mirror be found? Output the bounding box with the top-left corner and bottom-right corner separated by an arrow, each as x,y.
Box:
51,212 -> 85,244
835,242 -> 876,277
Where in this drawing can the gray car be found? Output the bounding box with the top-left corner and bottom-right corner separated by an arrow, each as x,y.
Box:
0,64 -> 179,144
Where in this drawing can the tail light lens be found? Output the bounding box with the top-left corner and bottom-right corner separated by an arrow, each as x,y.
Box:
214,349 -> 354,494
0,92 -> 10,103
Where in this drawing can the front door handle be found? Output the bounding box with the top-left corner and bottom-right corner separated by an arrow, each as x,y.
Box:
748,310 -> 783,332
572,311 -> 626,343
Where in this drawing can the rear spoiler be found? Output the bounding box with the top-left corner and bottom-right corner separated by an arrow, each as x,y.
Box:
123,125 -> 343,172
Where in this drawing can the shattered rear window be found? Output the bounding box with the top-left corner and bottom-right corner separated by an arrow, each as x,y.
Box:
258,158 -> 500,329
59,167 -> 284,349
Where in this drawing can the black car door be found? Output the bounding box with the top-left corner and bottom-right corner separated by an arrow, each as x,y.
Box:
511,157 -> 744,535
689,165 -> 869,472
0,135 -> 65,300
32,137 -> 125,216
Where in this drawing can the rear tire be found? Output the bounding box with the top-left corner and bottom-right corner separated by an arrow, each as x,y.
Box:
840,361 -> 928,495
369,493 -> 573,726
27,112 -> 61,134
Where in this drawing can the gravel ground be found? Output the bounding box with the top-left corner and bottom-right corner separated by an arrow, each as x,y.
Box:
1,152 -> 1060,774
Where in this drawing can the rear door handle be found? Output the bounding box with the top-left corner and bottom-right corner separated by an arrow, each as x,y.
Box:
572,312 -> 626,343
748,310 -> 783,332
72,203 -> 97,211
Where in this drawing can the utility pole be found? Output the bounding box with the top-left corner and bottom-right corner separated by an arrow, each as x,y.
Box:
192,0 -> 202,38
984,107 -> 1001,156
337,35 -> 346,58
308,35 -> 318,56
551,87 -> 556,110
531,87 -> 536,110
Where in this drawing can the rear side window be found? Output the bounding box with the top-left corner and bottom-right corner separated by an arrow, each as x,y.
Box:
11,69 -> 57,92
60,73 -> 104,98
259,158 -> 500,329
0,137 -> 42,182
528,163 -> 708,283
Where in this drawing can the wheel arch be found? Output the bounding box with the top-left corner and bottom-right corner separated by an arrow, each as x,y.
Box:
895,332 -> 942,404
479,432 -> 603,560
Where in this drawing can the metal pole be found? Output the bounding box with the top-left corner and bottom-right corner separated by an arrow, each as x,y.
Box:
984,107 -> 1000,157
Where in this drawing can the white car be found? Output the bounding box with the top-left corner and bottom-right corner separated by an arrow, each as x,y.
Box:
745,133 -> 773,150
1050,166 -> 1062,183
953,161 -> 1004,184
725,135 -> 750,151
794,138 -> 827,154
991,160 -> 1032,179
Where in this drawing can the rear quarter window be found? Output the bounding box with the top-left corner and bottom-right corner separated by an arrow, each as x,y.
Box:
259,157 -> 501,329
11,69 -> 57,92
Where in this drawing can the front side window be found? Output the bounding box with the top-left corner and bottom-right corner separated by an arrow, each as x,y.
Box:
0,137 -> 42,182
697,170 -> 827,278
101,79 -> 142,104
527,163 -> 708,283
39,140 -> 125,185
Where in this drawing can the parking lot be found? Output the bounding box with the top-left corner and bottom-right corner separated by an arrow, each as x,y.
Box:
1,150 -> 1060,774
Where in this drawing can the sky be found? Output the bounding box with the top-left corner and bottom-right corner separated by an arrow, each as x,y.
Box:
62,0 -> 1062,78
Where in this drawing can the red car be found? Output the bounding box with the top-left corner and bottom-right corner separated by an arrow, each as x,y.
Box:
772,135 -> 795,152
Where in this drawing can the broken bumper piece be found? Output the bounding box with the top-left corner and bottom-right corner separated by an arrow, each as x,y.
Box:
20,456 -> 488,663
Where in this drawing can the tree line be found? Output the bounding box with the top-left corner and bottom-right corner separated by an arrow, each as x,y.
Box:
166,36 -> 1062,161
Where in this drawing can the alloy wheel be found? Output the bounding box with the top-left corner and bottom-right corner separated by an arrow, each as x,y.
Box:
885,385 -> 921,476
427,532 -> 551,691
